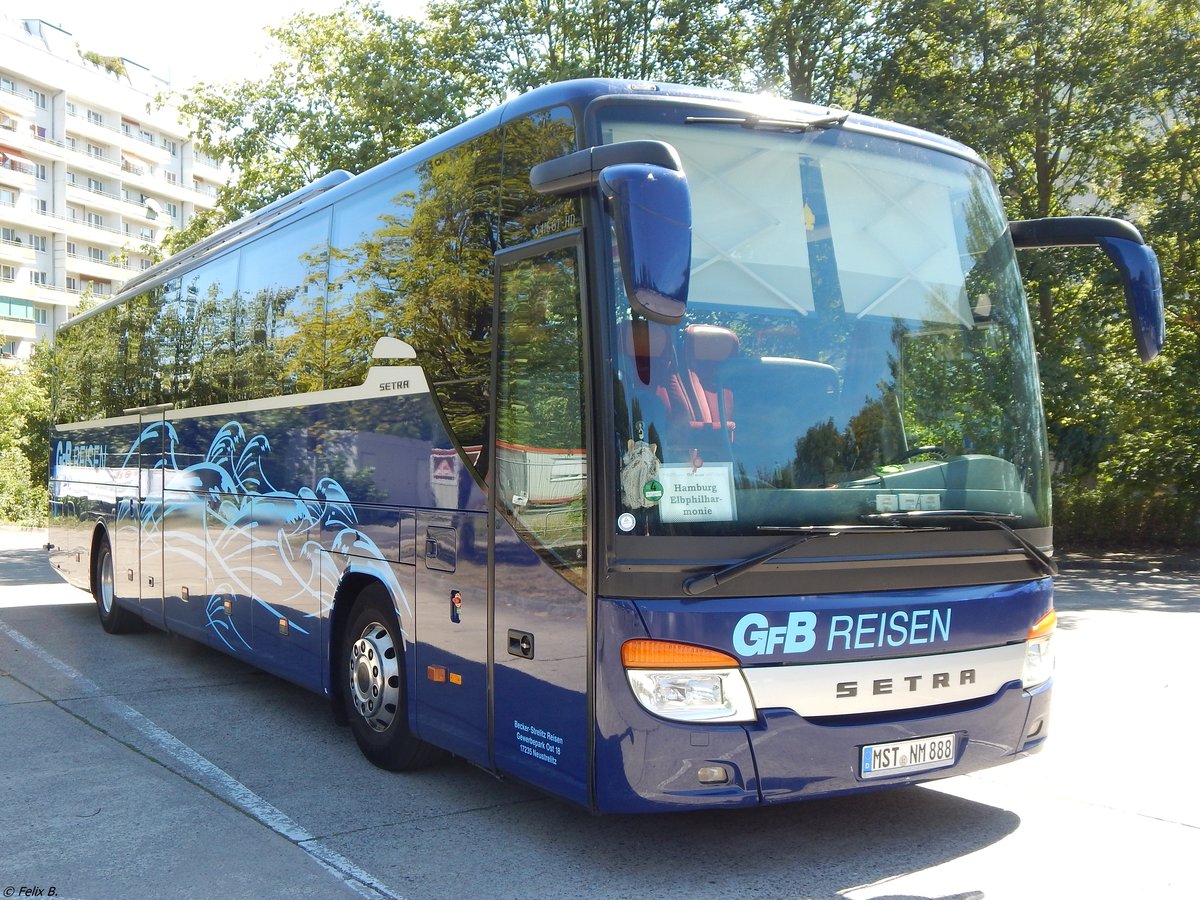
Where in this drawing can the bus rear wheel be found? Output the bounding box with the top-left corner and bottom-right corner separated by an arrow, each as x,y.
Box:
93,536 -> 138,634
341,585 -> 443,771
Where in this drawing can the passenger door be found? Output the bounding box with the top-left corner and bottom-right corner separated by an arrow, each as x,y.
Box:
489,236 -> 591,806
131,404 -> 171,630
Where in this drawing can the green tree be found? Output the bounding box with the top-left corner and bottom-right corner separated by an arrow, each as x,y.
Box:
425,0 -> 743,98
731,0 -> 877,106
0,353 -> 51,524
166,0 -> 471,253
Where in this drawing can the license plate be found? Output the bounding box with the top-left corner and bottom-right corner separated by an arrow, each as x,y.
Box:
860,732 -> 957,779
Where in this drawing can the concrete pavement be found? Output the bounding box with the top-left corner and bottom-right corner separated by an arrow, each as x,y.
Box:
0,526 -> 380,900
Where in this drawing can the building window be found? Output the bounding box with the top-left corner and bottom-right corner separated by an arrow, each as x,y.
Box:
35,307 -> 48,326
31,90 -> 47,109
30,234 -> 47,252
66,277 -> 79,291
35,164 -> 47,180
87,212 -> 104,227
88,143 -> 105,159
29,271 -> 48,285
3,341 -> 19,358
88,177 -> 105,193
165,202 -> 179,219
0,265 -> 14,282
88,247 -> 105,262
87,110 -> 103,126
1,227 -> 17,243
0,188 -> 15,207
32,198 -> 47,214
67,242 -> 77,255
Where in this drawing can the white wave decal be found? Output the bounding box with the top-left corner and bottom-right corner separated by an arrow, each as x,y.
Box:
119,419 -> 408,652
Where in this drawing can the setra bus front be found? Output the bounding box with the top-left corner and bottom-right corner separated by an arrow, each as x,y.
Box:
530,87 -> 1162,812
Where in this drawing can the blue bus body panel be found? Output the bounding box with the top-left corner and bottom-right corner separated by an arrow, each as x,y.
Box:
51,384 -> 491,759
634,578 -> 1052,665
593,580 -> 1052,813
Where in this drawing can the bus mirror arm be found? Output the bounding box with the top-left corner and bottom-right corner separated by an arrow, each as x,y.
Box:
529,140 -> 683,195
1010,216 -> 1165,362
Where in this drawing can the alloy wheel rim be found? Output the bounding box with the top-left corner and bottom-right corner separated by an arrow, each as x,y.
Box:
348,621 -> 400,732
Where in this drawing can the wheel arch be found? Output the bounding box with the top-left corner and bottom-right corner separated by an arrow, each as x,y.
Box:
87,519 -> 112,596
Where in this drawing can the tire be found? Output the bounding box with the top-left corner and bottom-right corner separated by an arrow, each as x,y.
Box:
341,585 -> 443,771
93,536 -> 139,634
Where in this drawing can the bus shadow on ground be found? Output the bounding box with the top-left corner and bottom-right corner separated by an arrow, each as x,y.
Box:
513,786 -> 1016,900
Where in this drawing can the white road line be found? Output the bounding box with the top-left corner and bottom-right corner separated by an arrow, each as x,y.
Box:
0,619 -> 404,900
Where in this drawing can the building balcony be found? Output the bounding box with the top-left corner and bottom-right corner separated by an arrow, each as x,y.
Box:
1,118 -> 66,165
0,158 -> 35,190
66,251 -> 133,283
118,125 -> 172,165
0,315 -> 37,341
66,143 -> 120,177
34,282 -> 84,310
0,237 -> 36,265
0,87 -> 31,117
65,111 -> 124,147
61,212 -> 125,247
66,181 -> 129,217
1,198 -> 41,230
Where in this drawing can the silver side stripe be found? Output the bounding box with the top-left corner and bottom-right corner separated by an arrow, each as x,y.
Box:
743,643 -> 1027,717
56,365 -> 429,432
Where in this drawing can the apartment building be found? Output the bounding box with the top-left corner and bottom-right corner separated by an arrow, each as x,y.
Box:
0,15 -> 227,364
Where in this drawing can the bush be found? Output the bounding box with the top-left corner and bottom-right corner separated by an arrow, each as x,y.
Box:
0,447 -> 48,526
1053,478 -> 1200,549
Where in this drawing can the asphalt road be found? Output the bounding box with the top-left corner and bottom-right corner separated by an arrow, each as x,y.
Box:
1,526 -> 1197,900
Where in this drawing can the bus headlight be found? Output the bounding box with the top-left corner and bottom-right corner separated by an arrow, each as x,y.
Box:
622,639 -> 757,723
1021,609 -> 1056,688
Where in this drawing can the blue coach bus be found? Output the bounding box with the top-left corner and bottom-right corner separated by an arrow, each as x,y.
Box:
47,79 -> 1164,812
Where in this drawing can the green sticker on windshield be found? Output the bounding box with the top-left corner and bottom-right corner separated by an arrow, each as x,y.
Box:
642,480 -> 664,504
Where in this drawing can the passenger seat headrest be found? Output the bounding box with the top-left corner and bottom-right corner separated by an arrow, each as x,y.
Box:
684,324 -> 740,362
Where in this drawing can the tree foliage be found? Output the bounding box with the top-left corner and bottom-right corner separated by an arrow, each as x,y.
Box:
164,0 -> 471,253
14,0 -> 1195,544
0,355 -> 51,525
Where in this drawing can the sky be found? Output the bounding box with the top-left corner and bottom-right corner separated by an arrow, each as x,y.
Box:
23,0 -> 430,89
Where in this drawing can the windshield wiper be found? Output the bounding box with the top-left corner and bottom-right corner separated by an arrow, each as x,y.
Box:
681,526 -> 901,597
685,112 -> 850,132
860,510 -> 1058,577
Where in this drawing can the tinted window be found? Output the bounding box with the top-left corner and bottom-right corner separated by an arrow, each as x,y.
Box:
239,210 -> 331,397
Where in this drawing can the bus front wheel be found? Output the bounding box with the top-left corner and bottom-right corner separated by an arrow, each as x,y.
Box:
93,536 -> 138,634
341,586 -> 442,771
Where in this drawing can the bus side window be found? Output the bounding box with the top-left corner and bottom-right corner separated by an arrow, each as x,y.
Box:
238,209 -> 331,397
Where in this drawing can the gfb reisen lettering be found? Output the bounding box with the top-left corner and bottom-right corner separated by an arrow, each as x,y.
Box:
733,607 -> 952,656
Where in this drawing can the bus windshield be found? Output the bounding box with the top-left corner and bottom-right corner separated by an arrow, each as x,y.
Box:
602,105 -> 1050,536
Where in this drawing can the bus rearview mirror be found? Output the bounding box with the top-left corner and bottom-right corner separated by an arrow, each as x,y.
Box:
1010,215 -> 1165,362
599,163 -> 691,324
1098,237 -> 1164,363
